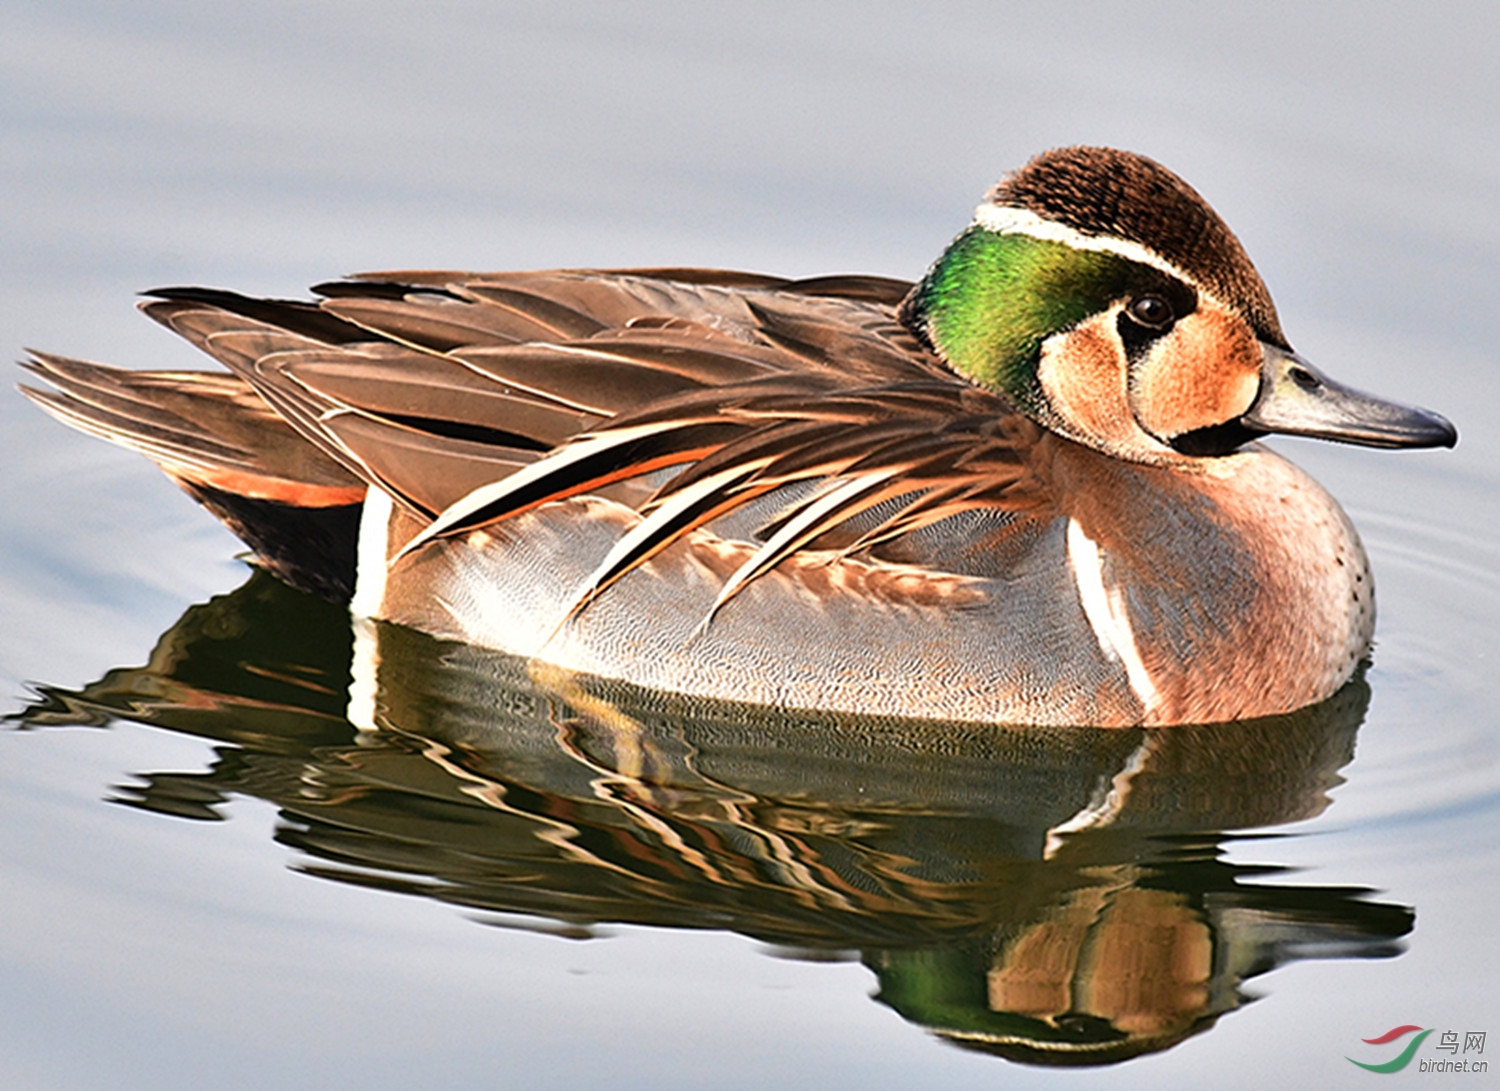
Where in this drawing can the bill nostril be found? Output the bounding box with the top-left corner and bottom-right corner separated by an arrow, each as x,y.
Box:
1289,366 -> 1320,392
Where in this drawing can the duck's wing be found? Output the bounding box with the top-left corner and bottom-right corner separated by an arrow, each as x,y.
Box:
314,270 -> 1049,610
25,269 -> 1050,607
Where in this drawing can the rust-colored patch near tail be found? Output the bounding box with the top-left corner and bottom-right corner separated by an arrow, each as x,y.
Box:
168,466 -> 366,507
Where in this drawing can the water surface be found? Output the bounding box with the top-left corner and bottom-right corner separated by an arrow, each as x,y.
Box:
2,5 -> 1497,1088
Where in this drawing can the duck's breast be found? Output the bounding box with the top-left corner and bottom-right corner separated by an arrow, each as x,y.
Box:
1049,440 -> 1372,725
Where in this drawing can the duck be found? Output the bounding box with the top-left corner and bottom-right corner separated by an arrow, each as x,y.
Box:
20,146 -> 1455,727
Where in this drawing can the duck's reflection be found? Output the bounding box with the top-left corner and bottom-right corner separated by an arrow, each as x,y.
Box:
19,570 -> 1411,1066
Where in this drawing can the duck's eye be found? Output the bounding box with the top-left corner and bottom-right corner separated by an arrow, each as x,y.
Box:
1126,294 -> 1174,329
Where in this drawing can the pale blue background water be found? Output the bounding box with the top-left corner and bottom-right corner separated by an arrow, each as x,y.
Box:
2,3 -> 1498,1087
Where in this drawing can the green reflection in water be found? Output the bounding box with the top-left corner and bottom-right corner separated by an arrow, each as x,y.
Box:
16,570 -> 1412,1067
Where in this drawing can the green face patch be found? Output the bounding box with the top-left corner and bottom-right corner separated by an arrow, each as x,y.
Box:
908,228 -> 1146,410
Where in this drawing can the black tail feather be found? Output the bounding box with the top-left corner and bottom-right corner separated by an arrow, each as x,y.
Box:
180,482 -> 362,602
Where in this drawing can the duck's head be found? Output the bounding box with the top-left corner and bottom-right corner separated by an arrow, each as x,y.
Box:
900,146 -> 1456,460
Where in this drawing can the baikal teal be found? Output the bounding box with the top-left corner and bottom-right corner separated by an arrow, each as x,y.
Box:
19,146 -> 1456,726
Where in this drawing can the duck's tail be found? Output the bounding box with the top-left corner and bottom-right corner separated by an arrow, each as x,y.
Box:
19,347 -> 366,601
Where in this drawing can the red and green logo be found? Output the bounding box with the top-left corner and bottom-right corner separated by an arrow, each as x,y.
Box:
1347,1025 -> 1433,1073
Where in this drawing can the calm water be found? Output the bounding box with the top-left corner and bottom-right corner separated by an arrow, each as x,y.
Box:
3,4 -> 1498,1088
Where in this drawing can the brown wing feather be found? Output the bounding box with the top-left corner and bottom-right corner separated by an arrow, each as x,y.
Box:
320,296 -> 529,351
316,412 -> 536,517
277,353 -> 598,450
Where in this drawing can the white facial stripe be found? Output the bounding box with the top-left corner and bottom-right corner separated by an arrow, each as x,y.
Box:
973,203 -> 1207,296
1066,518 -> 1162,715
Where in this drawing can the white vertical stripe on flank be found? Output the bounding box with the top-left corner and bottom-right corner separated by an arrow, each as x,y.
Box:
350,485 -> 393,618
347,486 -> 393,732
1066,518 -> 1161,715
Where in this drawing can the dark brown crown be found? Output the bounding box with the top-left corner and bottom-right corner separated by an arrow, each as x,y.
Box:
987,147 -> 1286,345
